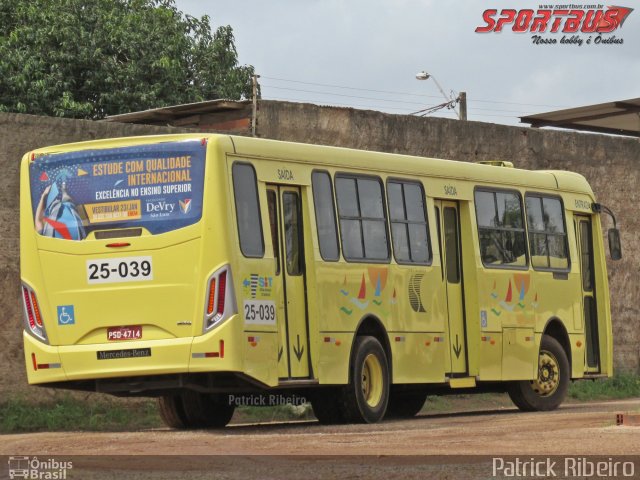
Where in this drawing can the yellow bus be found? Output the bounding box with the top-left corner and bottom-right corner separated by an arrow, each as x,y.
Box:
20,134 -> 621,426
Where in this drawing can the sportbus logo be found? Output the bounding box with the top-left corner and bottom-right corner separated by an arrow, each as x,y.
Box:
476,3 -> 633,46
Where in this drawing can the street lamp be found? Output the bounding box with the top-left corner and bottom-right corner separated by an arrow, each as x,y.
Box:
415,71 -> 467,120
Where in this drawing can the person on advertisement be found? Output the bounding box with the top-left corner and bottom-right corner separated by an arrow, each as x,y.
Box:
34,180 -> 86,241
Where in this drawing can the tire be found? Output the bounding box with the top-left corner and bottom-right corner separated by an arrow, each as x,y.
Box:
340,336 -> 390,424
158,395 -> 188,429
181,392 -> 236,428
159,392 -> 235,428
508,335 -> 569,412
310,388 -> 347,424
386,391 -> 427,418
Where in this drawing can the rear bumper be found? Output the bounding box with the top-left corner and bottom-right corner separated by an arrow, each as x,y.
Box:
24,319 -> 243,386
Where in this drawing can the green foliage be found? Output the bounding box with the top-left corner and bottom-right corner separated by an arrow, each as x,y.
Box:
0,0 -> 256,119
568,372 -> 640,401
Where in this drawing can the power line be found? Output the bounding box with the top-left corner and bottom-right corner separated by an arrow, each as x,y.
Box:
261,76 -> 444,100
261,84 -> 430,106
264,96 -> 524,119
261,75 -> 568,109
261,85 -> 538,115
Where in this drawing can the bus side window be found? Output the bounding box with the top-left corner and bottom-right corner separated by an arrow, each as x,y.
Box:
474,189 -> 527,268
283,192 -> 303,275
311,171 -> 340,261
435,206 -> 443,280
387,180 -> 431,265
232,163 -> 264,258
335,175 -> 389,262
267,190 -> 280,274
525,195 -> 569,271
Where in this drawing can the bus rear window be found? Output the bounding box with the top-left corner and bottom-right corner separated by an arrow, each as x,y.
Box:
29,140 -> 206,240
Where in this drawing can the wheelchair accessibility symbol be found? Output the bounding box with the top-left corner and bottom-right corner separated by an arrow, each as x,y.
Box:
57,305 -> 75,325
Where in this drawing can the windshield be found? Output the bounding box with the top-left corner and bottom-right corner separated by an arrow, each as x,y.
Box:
29,140 -> 206,240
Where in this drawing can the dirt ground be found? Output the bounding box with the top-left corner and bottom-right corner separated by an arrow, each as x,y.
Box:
2,398 -> 638,479
3,398 -> 639,456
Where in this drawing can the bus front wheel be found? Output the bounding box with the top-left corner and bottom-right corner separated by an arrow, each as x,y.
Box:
341,335 -> 390,423
508,335 -> 569,412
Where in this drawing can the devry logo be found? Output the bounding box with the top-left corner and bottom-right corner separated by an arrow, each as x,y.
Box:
476,5 -> 633,34
179,198 -> 192,214
145,200 -> 175,213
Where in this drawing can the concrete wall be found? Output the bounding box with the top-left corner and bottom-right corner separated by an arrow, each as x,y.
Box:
0,113 -> 191,398
1,103 -> 638,400
257,100 -> 640,373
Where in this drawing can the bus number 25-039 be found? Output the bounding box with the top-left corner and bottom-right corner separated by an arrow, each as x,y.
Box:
243,300 -> 276,325
87,256 -> 153,284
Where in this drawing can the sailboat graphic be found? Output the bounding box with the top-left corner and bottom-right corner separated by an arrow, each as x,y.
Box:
499,279 -> 515,312
531,292 -> 539,309
517,279 -> 526,308
372,275 -> 383,306
390,287 -> 397,305
340,275 -> 349,296
351,274 -> 369,309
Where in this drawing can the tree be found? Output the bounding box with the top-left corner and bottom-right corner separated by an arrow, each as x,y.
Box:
0,0 -> 257,119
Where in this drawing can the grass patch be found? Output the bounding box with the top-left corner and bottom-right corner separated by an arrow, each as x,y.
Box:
569,372 -> 640,401
233,404 -> 315,424
0,395 -> 161,434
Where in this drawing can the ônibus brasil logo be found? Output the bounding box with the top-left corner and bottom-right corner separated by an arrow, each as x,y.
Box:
476,4 -> 633,46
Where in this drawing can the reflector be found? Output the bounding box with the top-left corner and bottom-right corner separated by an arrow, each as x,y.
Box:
207,278 -> 216,315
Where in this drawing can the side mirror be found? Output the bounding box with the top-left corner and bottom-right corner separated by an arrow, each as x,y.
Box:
608,228 -> 622,260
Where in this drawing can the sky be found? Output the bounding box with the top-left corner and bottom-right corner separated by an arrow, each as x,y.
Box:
174,0 -> 639,126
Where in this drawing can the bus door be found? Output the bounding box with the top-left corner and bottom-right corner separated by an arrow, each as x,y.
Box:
575,216 -> 600,371
266,185 -> 310,379
436,200 -> 467,374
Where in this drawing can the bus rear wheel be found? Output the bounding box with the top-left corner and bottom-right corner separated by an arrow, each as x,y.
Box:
341,336 -> 390,423
386,391 -> 427,418
158,395 -> 188,428
158,392 -> 235,428
310,388 -> 347,424
508,335 -> 569,412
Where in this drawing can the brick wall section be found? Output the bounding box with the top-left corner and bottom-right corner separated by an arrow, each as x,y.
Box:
0,113 -> 191,397
257,100 -> 640,373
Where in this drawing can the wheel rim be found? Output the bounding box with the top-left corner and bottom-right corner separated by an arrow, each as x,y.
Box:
361,353 -> 383,407
530,350 -> 560,396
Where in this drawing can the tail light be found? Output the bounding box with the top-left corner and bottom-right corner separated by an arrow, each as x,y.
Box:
22,285 -> 48,343
203,266 -> 236,332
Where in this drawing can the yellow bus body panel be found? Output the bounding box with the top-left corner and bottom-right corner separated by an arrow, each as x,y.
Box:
20,133 -> 614,392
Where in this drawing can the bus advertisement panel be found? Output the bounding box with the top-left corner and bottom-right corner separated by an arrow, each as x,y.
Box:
28,140 -> 206,239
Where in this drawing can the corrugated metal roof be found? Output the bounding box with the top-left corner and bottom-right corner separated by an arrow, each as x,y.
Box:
520,98 -> 640,137
104,99 -> 250,125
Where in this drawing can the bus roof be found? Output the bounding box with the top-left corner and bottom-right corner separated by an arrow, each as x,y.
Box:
26,133 -> 594,197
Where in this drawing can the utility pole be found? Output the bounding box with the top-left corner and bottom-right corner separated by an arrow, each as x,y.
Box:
415,71 -> 465,120
458,92 -> 467,121
251,74 -> 260,137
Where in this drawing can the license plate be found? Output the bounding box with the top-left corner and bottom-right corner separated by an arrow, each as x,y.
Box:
107,325 -> 142,341
87,256 -> 153,284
